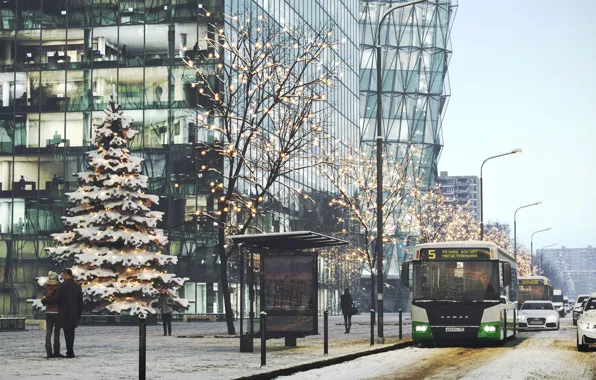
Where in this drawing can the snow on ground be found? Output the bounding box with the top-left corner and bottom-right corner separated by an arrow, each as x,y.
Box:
0,313 -> 411,380
278,318 -> 596,380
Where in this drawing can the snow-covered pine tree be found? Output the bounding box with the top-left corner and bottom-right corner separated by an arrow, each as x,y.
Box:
46,101 -> 188,315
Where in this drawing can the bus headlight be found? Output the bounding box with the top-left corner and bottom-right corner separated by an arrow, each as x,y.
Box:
415,325 -> 428,332
483,325 -> 497,333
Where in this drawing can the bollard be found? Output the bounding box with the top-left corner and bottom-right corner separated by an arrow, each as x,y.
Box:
513,308 -> 517,338
370,309 -> 375,346
260,311 -> 267,366
398,309 -> 403,340
504,309 -> 507,339
139,313 -> 147,380
324,310 -> 328,355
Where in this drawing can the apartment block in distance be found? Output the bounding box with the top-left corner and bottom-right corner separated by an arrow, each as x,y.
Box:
437,171 -> 479,221
540,246 -> 596,300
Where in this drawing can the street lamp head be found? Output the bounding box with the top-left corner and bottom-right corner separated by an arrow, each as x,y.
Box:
536,201 -> 543,205
546,227 -> 552,230
511,148 -> 522,154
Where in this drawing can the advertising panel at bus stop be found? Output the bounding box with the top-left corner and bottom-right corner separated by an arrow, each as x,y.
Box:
261,251 -> 318,337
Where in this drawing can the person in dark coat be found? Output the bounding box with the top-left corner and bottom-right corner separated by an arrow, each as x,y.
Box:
340,288 -> 354,333
158,288 -> 175,336
57,268 -> 83,358
41,271 -> 61,358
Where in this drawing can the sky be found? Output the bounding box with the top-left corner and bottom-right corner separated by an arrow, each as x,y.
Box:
439,0 -> 596,250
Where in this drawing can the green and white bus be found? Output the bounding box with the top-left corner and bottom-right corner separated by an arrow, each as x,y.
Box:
401,241 -> 517,343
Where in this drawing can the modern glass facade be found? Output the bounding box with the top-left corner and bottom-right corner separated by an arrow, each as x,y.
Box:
359,0 -> 456,180
358,0 -> 457,310
0,0 -> 359,316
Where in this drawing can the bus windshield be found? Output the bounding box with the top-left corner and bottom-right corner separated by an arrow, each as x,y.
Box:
518,285 -> 549,301
413,261 -> 499,301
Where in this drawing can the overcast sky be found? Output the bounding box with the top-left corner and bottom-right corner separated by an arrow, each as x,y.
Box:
439,0 -> 596,250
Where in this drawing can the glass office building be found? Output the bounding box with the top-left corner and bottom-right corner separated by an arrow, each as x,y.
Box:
358,0 -> 457,310
0,0 -> 359,316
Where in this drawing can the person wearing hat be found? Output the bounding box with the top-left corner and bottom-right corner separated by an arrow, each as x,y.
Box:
44,268 -> 83,358
41,271 -> 61,358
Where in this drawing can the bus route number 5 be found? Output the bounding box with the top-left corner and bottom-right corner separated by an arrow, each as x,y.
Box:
428,249 -> 436,259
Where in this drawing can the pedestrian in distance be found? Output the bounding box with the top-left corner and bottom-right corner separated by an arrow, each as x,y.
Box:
159,288 -> 175,336
155,83 -> 163,106
41,271 -> 61,358
193,41 -> 199,59
341,288 -> 354,333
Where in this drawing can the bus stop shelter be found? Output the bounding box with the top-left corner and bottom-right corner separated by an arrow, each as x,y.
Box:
227,231 -> 348,352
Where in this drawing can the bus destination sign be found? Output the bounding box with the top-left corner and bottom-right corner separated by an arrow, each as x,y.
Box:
419,248 -> 491,260
519,279 -> 547,285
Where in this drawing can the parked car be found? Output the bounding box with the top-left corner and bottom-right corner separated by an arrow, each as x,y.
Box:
518,301 -> 560,331
573,294 -> 591,326
577,294 -> 596,352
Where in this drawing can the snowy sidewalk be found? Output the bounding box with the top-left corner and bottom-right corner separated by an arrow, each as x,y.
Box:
0,313 -> 412,380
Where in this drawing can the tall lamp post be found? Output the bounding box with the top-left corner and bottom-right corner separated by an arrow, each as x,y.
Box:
539,243 -> 557,269
479,148 -> 522,240
514,202 -> 541,261
375,0 -> 426,344
531,228 -> 552,266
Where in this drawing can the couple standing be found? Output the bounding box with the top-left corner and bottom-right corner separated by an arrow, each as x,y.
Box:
41,269 -> 83,358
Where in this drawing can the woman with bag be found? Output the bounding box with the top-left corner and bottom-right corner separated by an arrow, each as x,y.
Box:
340,288 -> 354,333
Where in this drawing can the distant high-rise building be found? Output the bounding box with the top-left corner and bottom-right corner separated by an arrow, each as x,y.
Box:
540,246 -> 596,300
436,171 -> 479,221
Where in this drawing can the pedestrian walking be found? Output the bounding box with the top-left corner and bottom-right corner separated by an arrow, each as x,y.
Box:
340,288 -> 354,333
41,271 -> 61,358
58,268 -> 83,358
159,288 -> 175,336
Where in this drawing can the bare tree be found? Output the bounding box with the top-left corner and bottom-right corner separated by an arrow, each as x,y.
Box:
412,185 -> 480,243
321,143 -> 423,309
184,13 -> 338,334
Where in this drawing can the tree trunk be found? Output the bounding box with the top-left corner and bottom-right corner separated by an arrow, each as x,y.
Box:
219,226 -> 236,335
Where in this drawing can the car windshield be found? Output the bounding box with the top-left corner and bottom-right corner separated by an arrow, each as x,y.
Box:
585,299 -> 596,311
413,260 -> 499,301
522,302 -> 553,310
552,295 -> 564,302
577,296 -> 589,303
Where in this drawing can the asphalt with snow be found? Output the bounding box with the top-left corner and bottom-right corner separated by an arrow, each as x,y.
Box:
277,318 -> 596,380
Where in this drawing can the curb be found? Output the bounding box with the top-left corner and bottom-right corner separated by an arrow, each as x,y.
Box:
233,339 -> 415,380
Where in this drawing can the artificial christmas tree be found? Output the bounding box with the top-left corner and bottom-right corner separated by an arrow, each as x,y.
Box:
46,101 -> 188,315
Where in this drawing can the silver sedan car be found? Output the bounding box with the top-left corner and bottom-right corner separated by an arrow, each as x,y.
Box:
518,301 -> 560,330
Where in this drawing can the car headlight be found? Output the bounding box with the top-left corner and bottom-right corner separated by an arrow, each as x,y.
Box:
579,321 -> 596,330
546,315 -> 558,322
518,314 -> 527,321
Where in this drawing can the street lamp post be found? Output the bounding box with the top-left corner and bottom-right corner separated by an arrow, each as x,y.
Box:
479,148 -> 522,240
540,243 -> 557,269
375,0 -> 426,344
514,202 -> 541,261
531,228 -> 552,266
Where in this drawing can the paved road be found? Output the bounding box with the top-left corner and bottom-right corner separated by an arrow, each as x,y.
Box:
278,318 -> 596,380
